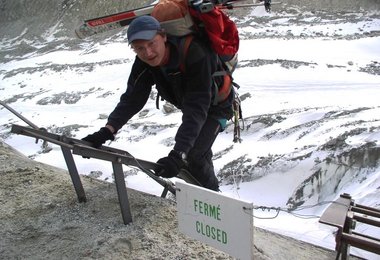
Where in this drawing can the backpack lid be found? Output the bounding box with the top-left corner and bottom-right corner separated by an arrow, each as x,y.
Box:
151,0 -> 239,56
151,0 -> 195,36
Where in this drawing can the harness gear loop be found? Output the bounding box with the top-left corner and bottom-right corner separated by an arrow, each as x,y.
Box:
232,92 -> 244,143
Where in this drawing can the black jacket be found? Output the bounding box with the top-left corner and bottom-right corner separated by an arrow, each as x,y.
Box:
107,36 -> 233,154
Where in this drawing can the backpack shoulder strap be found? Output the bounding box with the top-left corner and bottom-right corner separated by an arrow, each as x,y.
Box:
178,34 -> 194,72
178,34 -> 233,105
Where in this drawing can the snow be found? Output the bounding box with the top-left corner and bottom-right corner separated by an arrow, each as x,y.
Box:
1,6 -> 380,260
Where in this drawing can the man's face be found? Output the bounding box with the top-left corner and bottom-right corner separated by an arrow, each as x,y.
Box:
131,33 -> 167,67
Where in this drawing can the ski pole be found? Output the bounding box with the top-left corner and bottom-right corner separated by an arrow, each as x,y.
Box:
220,1 -> 282,10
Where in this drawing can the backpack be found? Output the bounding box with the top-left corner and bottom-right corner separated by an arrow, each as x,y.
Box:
152,0 -> 243,142
151,0 -> 239,74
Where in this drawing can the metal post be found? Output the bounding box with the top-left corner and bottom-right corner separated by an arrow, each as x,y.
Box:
161,187 -> 169,198
0,100 -> 39,129
341,211 -> 354,260
112,160 -> 133,224
61,146 -> 87,202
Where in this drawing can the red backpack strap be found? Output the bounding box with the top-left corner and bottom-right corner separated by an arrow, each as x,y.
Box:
178,34 -> 194,72
214,74 -> 232,105
178,34 -> 232,105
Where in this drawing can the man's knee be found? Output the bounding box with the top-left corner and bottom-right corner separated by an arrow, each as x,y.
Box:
187,150 -> 219,191
188,148 -> 212,163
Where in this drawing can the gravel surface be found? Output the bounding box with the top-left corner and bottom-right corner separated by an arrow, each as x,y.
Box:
0,140 -> 344,259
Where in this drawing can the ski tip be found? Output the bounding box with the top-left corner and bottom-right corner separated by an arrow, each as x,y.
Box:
74,21 -> 128,39
75,24 -> 91,39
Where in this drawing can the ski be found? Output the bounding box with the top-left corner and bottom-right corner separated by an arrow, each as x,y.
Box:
75,0 -> 278,39
75,4 -> 155,39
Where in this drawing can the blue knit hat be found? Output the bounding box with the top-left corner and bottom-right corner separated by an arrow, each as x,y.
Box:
127,16 -> 162,44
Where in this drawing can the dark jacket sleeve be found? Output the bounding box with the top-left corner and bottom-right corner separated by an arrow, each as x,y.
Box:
173,40 -> 215,154
107,58 -> 154,132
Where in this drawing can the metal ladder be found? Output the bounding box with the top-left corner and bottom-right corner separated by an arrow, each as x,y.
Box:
319,193 -> 380,259
10,124 -> 179,225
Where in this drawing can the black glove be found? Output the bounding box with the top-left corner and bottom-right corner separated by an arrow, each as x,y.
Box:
155,150 -> 187,178
82,127 -> 115,148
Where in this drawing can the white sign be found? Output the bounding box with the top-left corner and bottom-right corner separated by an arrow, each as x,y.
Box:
176,182 -> 254,260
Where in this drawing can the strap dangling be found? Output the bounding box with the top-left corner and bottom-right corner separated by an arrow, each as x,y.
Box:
232,93 -> 244,143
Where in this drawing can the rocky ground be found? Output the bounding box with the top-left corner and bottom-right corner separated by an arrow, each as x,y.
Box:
0,140 -> 345,259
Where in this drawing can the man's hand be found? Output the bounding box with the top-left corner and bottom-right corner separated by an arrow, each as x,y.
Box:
82,127 -> 115,148
155,150 -> 187,178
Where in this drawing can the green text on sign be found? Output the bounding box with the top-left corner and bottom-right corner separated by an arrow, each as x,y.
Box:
195,220 -> 227,244
194,199 -> 221,221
